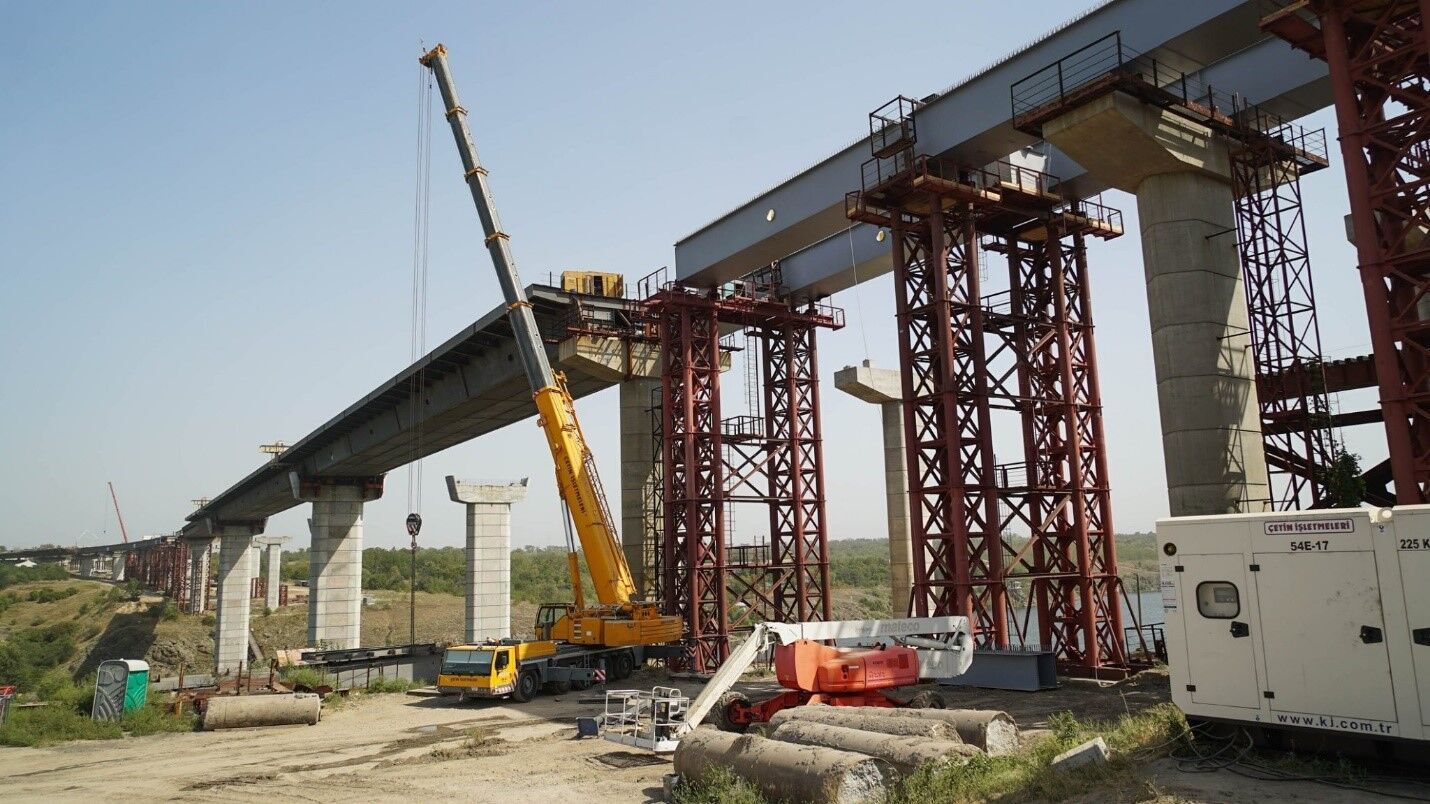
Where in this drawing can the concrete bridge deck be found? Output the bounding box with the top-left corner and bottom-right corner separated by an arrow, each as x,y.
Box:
181,284 -> 647,536
674,0 -> 1333,299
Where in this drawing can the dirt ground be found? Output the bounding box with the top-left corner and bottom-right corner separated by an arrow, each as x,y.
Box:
5,666 -> 1423,803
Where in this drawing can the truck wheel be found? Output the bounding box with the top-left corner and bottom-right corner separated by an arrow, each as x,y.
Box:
710,691 -> 751,733
511,671 -> 540,703
907,690 -> 946,709
544,679 -> 572,695
612,651 -> 635,681
570,679 -> 592,691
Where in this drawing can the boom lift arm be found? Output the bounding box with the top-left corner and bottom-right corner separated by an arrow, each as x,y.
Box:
676,616 -> 973,736
420,45 -> 679,646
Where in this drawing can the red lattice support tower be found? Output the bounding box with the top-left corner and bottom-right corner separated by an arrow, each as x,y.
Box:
997,229 -> 1127,669
1229,108 -> 1339,509
761,319 -> 833,623
653,290 -> 727,671
889,202 -> 1007,639
643,268 -> 842,672
848,101 -> 1130,673
1265,0 -> 1430,502
126,538 -> 191,607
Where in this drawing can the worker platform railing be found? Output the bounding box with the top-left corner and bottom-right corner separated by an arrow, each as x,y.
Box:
598,686 -> 688,753
1009,31 -> 1328,174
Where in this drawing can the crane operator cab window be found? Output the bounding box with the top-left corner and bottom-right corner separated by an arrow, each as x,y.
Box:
535,604 -> 571,639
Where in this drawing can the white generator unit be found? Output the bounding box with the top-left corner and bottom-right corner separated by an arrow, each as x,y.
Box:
1158,505 -> 1430,750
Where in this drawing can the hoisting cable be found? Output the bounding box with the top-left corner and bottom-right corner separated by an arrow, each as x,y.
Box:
846,226 -> 871,360
406,45 -> 435,644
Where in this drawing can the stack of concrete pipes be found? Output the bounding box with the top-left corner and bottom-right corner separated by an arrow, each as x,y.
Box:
673,706 -> 1018,803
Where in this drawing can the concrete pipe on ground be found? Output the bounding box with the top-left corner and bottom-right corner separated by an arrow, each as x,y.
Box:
201,693 -> 321,730
822,706 -> 1019,755
766,707 -> 959,740
674,727 -> 892,804
769,721 -> 980,775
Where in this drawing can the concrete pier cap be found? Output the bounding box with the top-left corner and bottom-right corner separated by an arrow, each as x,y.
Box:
446,477 -> 531,504
1041,90 -> 1270,516
833,359 -> 914,616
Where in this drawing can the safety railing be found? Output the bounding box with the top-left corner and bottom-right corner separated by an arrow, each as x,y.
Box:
869,95 -> 921,158
1010,31 -> 1328,171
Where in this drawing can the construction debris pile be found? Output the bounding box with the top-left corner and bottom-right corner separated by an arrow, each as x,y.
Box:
672,707 -> 1018,803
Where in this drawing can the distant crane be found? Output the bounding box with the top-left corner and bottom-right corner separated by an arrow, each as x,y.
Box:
107,481 -> 130,544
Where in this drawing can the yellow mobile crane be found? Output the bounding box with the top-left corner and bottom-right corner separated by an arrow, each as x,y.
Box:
421,45 -> 682,702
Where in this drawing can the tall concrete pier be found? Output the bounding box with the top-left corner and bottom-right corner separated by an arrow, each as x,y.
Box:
292,476 -> 382,649
834,360 -> 914,615
183,537 -> 212,614
254,535 -> 288,611
619,378 -> 659,599
1043,92 -> 1269,515
208,521 -> 265,674
447,477 -> 528,643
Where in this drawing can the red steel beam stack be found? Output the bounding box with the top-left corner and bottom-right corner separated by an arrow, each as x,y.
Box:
1264,0 -> 1430,502
847,96 -> 1130,674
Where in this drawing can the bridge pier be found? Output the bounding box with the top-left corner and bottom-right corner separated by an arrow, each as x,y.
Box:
254,535 -> 287,611
834,360 -> 913,616
206,520 -> 266,675
619,378 -> 660,599
293,476 -> 382,650
1042,92 -> 1270,515
183,538 -> 212,613
447,477 -> 526,643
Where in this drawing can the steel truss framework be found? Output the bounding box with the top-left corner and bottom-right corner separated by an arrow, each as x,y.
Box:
1265,0 -> 1430,504
645,277 -> 842,671
847,109 -> 1132,673
124,538 -> 191,607
1229,118 -> 1340,510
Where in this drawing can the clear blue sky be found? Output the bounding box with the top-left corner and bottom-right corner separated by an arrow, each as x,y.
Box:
0,2 -> 1378,553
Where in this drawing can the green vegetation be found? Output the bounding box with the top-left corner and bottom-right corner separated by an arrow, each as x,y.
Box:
0,563 -> 68,589
888,705 -> 1186,803
0,622 -> 80,690
283,545 -> 598,605
672,765 -> 768,804
1321,449 -> 1367,508
365,676 -> 415,694
0,703 -> 124,746
672,705 -> 1187,804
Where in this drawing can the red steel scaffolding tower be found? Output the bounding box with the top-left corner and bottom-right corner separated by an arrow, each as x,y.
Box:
846,97 -> 1133,675
642,271 -> 843,671
1264,0 -> 1430,504
124,536 -> 191,607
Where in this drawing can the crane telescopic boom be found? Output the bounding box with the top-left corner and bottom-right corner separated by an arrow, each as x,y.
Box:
418,45 -> 648,618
